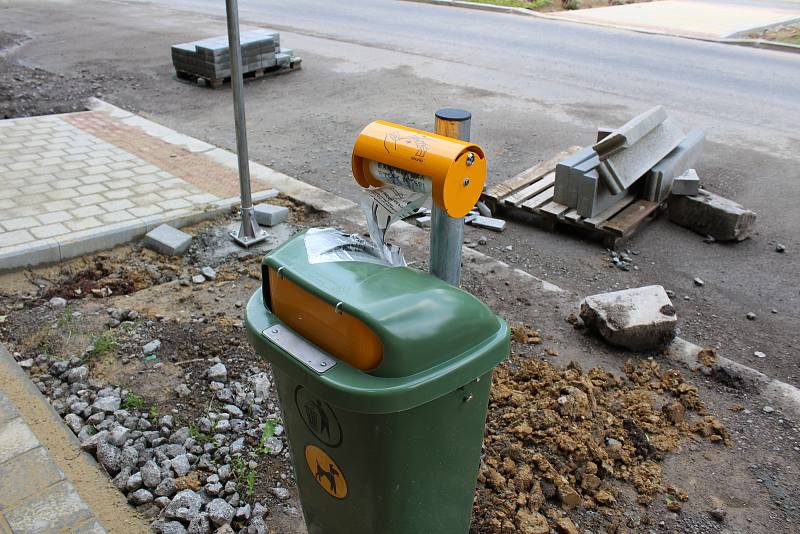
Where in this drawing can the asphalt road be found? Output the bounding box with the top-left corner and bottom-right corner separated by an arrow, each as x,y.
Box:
153,0 -> 800,156
4,0 -> 800,386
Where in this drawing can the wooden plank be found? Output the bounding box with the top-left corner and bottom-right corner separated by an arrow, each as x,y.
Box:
482,146 -> 581,208
537,201 -> 570,218
520,186 -> 555,212
600,200 -> 659,236
504,172 -> 556,207
564,209 -> 582,224
583,194 -> 636,228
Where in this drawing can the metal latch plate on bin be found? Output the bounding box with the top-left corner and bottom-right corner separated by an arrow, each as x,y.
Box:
262,324 -> 338,374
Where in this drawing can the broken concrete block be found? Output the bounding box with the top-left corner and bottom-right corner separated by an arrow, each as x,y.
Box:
671,169 -> 700,196
644,129 -> 705,202
470,215 -> 506,232
580,285 -> 677,350
415,215 -> 431,228
254,204 -> 289,227
597,117 -> 686,195
668,189 -> 756,241
143,224 -> 192,256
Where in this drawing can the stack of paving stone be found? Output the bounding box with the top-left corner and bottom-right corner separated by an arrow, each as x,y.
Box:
171,29 -> 296,82
554,106 -> 705,218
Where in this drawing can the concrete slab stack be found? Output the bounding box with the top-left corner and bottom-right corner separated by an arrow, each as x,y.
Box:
553,106 -> 708,218
171,30 -> 296,81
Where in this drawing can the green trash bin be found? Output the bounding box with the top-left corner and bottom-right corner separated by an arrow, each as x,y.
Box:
244,229 -> 509,534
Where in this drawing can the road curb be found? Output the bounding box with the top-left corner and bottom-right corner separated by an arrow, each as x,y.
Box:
667,338 -> 800,418
399,0 -> 800,54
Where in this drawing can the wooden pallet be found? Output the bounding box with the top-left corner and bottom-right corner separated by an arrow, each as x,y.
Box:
481,146 -> 664,248
176,58 -> 302,88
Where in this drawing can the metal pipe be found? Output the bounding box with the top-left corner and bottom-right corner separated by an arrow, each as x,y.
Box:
430,108 -> 471,286
226,0 -> 268,247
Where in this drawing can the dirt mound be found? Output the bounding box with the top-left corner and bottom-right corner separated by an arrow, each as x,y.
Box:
471,356 -> 730,533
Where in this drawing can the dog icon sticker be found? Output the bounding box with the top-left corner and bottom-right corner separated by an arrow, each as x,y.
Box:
305,445 -> 348,499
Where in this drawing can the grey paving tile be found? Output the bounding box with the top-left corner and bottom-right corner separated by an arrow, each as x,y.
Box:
0,418 -> 39,465
0,447 -> 65,511
3,481 -> 94,533
0,391 -> 20,426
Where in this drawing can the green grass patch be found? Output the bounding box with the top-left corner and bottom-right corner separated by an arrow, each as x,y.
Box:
233,458 -> 257,497
87,331 -> 118,358
121,392 -> 146,410
778,34 -> 800,46
256,418 -> 279,455
461,0 -> 552,9
188,424 -> 210,444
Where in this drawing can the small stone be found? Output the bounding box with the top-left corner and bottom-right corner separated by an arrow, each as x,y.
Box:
80,429 -> 109,452
64,413 -> 83,434
746,312 -> 756,321
154,496 -> 171,509
126,471 -> 143,492
763,406 -> 775,414
504,244 -> 513,251
153,521 -> 187,534
187,513 -> 211,534
155,477 -> 177,497
97,442 -> 123,475
128,488 -> 154,505
270,487 -> 290,500
264,436 -> 283,455
754,351 -> 766,359
92,396 -> 121,413
693,277 -> 704,287
709,508 -> 726,522
141,460 -> 162,488
775,243 -> 785,253
191,275 -> 206,285
143,340 -> 162,354
66,366 -> 89,384
49,297 -> 67,308
205,482 -> 223,496
478,235 -> 488,245
164,489 -> 202,522
207,363 -> 227,382
206,498 -> 235,526
175,384 -> 191,398
108,425 -> 131,447
223,404 -> 243,418
17,358 -> 34,369
201,266 -> 216,281
171,454 -> 191,477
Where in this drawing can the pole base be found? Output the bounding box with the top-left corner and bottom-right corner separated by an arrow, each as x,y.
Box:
230,206 -> 269,248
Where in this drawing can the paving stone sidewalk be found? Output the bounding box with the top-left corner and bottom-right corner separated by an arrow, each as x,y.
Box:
0,385 -> 105,533
0,105 -> 276,271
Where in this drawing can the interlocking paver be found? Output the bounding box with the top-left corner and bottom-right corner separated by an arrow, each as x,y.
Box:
0,447 -> 65,511
3,481 -> 94,533
0,217 -> 38,232
0,230 -> 33,248
0,418 -> 39,464
1,108 -> 275,271
30,223 -> 70,239
36,211 -> 72,225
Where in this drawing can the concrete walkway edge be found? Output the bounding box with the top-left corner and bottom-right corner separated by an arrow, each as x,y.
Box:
0,343 -> 150,533
400,0 -> 800,54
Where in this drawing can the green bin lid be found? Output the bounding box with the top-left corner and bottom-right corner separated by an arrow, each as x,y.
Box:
245,230 -> 509,413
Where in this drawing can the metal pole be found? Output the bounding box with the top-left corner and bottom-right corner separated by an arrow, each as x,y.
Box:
226,0 -> 268,247
430,108 -> 471,286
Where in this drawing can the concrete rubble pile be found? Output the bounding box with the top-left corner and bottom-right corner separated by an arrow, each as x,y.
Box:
554,105 -> 705,217
171,29 -> 297,80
